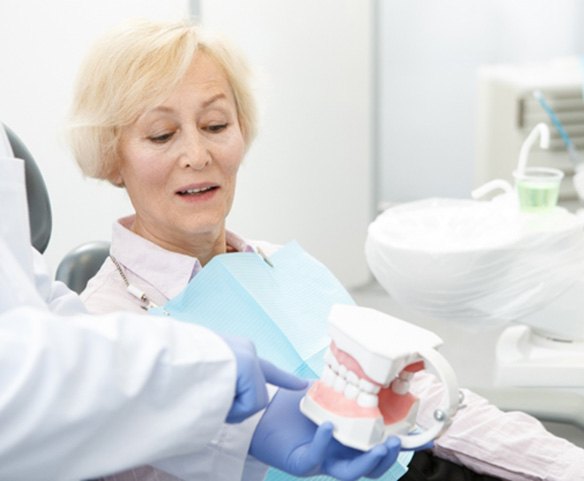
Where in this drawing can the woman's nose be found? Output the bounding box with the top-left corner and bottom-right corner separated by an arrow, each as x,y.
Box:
178,129 -> 211,170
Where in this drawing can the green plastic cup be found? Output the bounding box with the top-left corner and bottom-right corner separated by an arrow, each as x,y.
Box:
513,167 -> 564,213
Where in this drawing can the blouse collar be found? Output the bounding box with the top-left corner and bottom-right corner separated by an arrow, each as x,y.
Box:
110,215 -> 255,300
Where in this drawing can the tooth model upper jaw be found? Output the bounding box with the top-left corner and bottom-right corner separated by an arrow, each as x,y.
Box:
328,304 -> 443,385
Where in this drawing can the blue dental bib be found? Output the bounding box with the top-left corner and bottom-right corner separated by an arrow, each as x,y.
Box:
151,241 -> 354,377
150,240 -> 412,481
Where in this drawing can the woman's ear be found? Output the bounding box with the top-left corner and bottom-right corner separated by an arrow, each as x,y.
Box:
107,164 -> 125,188
111,176 -> 125,188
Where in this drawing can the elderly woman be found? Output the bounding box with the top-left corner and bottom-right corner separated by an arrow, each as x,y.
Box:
68,20 -> 407,481
70,19 -> 583,481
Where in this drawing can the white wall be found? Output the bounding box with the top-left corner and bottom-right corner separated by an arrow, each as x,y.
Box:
200,0 -> 374,287
377,0 -> 584,203
0,0 -> 374,288
0,0 -> 189,272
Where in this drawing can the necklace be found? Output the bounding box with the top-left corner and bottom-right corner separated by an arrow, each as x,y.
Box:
109,255 -> 159,310
109,245 -> 273,311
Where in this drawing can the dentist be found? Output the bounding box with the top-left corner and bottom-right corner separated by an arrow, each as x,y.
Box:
0,127 -> 307,479
0,122 -> 401,481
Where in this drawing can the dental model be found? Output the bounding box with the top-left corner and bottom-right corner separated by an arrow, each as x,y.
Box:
300,305 -> 461,450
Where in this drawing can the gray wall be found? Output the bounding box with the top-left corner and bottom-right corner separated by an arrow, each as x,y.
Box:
377,0 -> 584,204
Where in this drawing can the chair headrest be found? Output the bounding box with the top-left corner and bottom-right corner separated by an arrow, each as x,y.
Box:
1,124 -> 52,253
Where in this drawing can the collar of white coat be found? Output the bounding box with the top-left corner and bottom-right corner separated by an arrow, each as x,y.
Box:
111,215 -> 257,301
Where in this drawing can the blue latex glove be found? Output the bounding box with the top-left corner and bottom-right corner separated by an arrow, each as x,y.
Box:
222,336 -> 308,423
250,386 -> 403,481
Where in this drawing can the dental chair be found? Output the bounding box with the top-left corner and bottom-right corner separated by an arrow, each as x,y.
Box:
2,123 -> 52,254
2,122 -> 109,294
55,241 -> 110,294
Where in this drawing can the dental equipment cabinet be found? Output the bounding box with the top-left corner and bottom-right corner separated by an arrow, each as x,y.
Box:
477,56 -> 584,203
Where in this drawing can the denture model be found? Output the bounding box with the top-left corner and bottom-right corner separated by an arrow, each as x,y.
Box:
300,305 -> 461,450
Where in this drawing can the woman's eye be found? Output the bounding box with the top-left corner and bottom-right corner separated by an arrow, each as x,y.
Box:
206,123 -> 228,133
148,132 -> 174,143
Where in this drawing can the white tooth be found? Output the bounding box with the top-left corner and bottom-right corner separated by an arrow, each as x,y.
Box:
328,355 -> 339,373
324,349 -> 334,365
322,366 -> 335,387
359,378 -> 381,394
346,370 -> 359,385
186,186 -> 210,194
356,392 -> 378,408
338,364 -> 347,378
344,383 -> 359,400
391,378 -> 410,395
399,371 -> 415,382
333,375 -> 347,392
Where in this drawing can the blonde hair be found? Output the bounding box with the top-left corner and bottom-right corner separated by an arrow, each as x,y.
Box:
68,19 -> 257,185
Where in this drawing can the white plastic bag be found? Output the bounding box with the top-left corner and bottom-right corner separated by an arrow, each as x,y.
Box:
365,197 -> 584,324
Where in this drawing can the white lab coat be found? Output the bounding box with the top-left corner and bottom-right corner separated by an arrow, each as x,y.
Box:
0,146 -> 238,480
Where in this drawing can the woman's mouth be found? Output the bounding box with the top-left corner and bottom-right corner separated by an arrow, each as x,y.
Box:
176,185 -> 219,196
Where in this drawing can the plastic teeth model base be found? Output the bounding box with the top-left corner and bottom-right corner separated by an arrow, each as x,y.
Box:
300,305 -> 460,450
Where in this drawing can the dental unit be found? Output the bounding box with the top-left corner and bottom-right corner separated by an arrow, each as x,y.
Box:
300,305 -> 461,450
365,124 -> 584,400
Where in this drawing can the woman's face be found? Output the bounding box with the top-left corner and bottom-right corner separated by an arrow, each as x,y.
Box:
117,52 -> 245,255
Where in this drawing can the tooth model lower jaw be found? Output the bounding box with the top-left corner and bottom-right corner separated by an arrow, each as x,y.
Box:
300,304 -> 446,451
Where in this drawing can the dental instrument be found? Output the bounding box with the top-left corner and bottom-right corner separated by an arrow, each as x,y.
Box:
472,123 -> 562,213
533,90 -> 584,200
515,122 -> 550,175
300,305 -> 461,451
511,123 -> 564,213
532,91 -> 578,165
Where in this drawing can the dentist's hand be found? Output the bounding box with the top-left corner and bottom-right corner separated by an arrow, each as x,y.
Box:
222,336 -> 308,423
250,386 -> 403,481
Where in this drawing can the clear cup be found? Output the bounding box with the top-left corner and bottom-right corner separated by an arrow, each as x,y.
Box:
512,167 -> 564,213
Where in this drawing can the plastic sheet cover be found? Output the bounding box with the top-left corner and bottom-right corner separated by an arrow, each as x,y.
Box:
366,197 -> 584,325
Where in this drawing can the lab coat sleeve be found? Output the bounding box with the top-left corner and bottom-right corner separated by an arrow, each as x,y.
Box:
150,385 -> 277,481
152,412 -> 268,481
80,249 -> 274,481
0,304 -> 237,481
31,247 -> 89,315
412,371 -> 584,481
